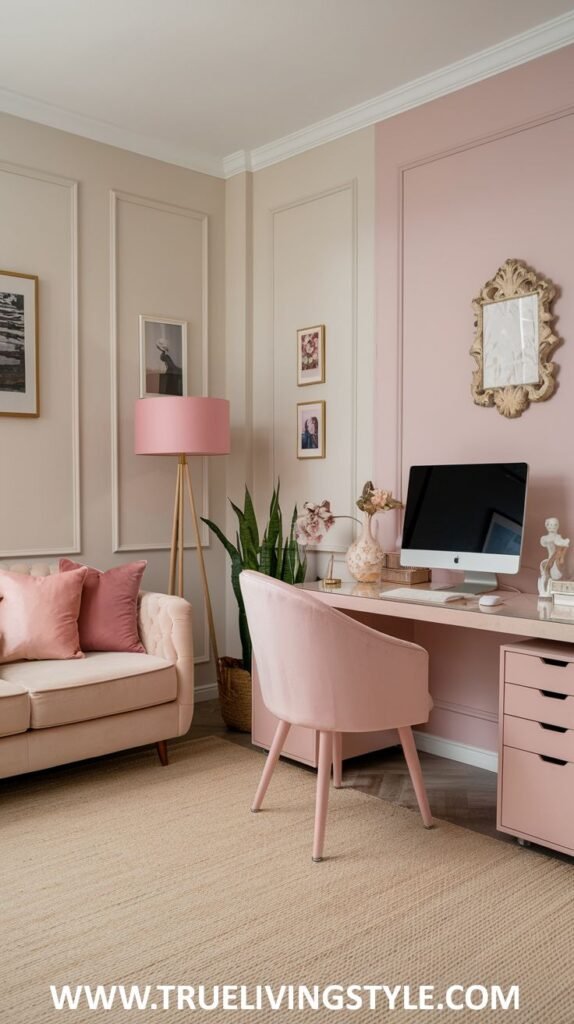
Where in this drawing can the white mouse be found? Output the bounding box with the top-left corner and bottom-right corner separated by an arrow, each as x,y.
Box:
478,594 -> 504,607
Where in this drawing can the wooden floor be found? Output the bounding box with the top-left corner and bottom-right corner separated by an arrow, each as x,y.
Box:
188,699 -> 508,845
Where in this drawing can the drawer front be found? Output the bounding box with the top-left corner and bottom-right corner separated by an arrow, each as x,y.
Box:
500,746 -> 574,852
505,651 -> 574,696
503,714 -> 574,761
504,682 -> 574,729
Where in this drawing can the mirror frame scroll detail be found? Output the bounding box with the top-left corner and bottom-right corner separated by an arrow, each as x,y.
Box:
470,258 -> 560,419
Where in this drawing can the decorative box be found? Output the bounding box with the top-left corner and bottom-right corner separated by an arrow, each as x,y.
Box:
384,551 -> 403,569
379,566 -> 431,585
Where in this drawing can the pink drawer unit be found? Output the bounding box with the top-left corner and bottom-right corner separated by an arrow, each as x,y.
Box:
504,649 -> 574,696
498,746 -> 574,855
503,714 -> 574,763
498,642 -> 574,856
504,681 -> 574,729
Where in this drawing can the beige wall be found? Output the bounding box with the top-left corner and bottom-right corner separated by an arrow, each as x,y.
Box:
0,113 -> 226,699
223,130 -> 376,661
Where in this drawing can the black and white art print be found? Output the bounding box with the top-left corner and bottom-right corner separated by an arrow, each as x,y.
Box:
0,271 -> 38,417
139,315 -> 188,398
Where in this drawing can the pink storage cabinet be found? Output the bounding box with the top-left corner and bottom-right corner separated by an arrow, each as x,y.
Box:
498,640 -> 574,856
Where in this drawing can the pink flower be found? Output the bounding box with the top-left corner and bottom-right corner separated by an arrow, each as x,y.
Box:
356,481 -> 403,515
295,500 -> 335,546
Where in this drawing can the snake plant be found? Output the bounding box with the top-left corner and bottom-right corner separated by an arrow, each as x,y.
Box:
202,483 -> 306,672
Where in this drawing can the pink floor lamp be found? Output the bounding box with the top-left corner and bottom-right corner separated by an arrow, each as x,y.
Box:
134,396 -> 230,667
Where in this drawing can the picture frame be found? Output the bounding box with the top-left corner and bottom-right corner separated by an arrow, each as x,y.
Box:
139,315 -> 188,398
297,325 -> 325,386
0,270 -> 39,417
470,259 -> 559,419
297,400 -> 326,459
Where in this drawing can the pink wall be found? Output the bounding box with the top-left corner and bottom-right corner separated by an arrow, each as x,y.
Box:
375,46 -> 574,751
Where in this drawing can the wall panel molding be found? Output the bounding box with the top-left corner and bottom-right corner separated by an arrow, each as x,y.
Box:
393,103 -> 574,497
0,161 -> 80,558
270,180 -> 358,554
109,189 -> 210,553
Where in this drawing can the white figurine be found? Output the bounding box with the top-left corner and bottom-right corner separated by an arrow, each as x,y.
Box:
537,517 -> 570,599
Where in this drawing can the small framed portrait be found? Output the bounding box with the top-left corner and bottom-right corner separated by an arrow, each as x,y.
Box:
139,315 -> 188,398
297,400 -> 326,459
0,270 -> 39,417
297,325 -> 325,386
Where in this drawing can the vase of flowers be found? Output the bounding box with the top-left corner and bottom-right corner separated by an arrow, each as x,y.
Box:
346,482 -> 403,582
345,514 -> 385,583
295,482 -> 403,584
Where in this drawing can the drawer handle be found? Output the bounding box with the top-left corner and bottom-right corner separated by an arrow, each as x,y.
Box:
541,657 -> 569,667
540,689 -> 568,700
539,754 -> 568,766
540,722 -> 568,733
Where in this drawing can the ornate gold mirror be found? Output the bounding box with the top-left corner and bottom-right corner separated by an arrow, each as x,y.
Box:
470,259 -> 560,418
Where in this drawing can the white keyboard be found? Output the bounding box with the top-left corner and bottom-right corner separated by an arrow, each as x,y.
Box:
381,588 -> 468,604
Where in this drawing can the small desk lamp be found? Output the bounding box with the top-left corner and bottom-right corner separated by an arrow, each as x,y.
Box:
134,396 -> 230,667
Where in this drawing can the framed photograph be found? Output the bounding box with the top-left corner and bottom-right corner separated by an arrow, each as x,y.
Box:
139,315 -> 188,398
297,325 -> 325,386
297,400 -> 326,459
0,270 -> 39,417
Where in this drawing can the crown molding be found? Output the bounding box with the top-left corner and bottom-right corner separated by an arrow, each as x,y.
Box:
240,9 -> 574,174
0,86 -> 225,178
1,10 -> 573,180
222,150 -> 251,176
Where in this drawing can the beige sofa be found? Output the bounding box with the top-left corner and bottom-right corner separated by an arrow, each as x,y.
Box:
0,565 -> 194,779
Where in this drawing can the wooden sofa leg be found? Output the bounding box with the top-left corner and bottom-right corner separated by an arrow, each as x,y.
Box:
156,740 -> 169,766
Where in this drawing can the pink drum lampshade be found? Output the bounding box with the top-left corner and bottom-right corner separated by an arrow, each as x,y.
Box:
134,397 -> 230,456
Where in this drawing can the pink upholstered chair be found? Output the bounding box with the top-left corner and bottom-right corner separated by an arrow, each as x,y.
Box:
240,570 -> 433,861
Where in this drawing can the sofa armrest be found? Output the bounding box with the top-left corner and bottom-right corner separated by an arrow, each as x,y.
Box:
138,592 -> 194,734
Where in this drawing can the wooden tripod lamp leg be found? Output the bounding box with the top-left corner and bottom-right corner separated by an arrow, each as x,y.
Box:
168,459 -> 181,596
177,455 -> 184,598
183,458 -> 220,669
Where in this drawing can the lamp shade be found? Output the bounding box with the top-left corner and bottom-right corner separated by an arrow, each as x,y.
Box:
134,397 -> 230,456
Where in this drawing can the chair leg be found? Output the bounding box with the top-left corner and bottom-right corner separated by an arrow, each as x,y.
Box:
312,731 -> 333,862
332,732 -> 343,788
156,740 -> 169,766
398,726 -> 433,828
251,719 -> 290,812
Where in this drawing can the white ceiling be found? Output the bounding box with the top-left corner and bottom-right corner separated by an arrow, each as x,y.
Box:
1,0 -> 573,176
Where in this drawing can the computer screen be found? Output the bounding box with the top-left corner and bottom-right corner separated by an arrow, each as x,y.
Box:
401,462 -> 528,578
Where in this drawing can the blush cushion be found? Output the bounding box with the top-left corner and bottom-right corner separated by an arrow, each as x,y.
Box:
59,559 -> 147,653
0,567 -> 88,663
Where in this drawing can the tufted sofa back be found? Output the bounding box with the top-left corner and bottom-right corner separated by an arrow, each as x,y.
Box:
1,562 -> 58,576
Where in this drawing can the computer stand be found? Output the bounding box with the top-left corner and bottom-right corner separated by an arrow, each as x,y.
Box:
440,572 -> 498,595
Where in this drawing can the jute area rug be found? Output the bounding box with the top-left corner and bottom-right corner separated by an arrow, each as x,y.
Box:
1,736 -> 573,1023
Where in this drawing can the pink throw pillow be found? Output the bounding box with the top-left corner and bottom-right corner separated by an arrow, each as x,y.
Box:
0,567 -> 88,663
59,559 -> 147,653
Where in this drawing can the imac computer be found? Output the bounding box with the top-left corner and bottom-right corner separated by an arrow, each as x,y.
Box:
400,463 -> 529,594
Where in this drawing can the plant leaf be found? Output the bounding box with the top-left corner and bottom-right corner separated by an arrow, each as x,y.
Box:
201,518 -> 239,562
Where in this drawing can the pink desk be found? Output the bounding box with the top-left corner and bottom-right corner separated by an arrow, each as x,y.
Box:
299,581 -> 574,644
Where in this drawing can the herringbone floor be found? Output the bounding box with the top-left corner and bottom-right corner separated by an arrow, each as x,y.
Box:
188,699 -> 508,845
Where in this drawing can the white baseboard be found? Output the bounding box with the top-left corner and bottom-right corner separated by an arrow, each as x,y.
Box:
195,682 -> 218,703
413,730 -> 498,773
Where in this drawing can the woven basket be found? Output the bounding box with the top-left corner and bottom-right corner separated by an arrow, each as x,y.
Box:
217,657 -> 252,733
